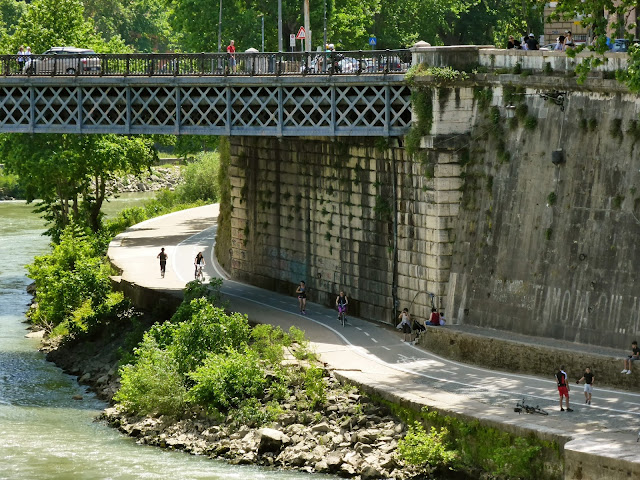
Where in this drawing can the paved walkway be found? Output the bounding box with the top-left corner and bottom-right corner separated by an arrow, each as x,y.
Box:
108,205 -> 640,477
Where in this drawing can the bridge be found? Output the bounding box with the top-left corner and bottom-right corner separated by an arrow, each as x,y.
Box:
0,50 -> 412,137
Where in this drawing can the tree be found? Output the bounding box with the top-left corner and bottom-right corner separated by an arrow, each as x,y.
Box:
83,0 -> 174,52
0,0 -> 26,37
0,134 -> 156,237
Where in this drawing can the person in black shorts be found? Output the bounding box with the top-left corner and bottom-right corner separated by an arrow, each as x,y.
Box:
296,280 -> 307,314
157,247 -> 167,278
576,366 -> 594,405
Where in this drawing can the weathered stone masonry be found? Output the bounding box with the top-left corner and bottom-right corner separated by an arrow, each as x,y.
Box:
222,46 -> 640,349
227,135 -> 464,325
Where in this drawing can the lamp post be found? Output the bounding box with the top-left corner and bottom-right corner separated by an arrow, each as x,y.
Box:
261,14 -> 265,52
278,0 -> 282,52
217,0 -> 223,52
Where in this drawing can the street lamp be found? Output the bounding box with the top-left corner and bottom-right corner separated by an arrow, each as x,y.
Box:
217,0 -> 223,52
260,14 -> 264,52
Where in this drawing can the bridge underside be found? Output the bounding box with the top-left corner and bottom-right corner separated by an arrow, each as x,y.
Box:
0,76 -> 411,136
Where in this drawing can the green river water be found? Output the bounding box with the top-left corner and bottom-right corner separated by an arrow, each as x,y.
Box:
0,195 -> 332,480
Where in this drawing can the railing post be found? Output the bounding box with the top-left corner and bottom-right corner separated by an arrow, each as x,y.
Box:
384,49 -> 390,74
357,50 -> 363,75
125,56 -> 130,77
75,53 -> 80,77
200,52 -> 205,76
276,52 -> 281,76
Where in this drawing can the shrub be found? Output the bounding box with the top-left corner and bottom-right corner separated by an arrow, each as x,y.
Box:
397,422 -> 457,467
304,366 -> 327,409
187,348 -> 266,409
175,152 -> 220,202
169,298 -> 250,374
27,226 -> 112,329
114,336 -> 187,415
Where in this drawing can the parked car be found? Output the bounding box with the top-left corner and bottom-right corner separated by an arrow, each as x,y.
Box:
611,39 -> 634,52
23,47 -> 101,75
539,43 -> 558,51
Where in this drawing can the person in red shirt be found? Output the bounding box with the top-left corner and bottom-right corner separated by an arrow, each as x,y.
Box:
227,40 -> 236,72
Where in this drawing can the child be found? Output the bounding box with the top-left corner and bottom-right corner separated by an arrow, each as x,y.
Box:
576,367 -> 594,405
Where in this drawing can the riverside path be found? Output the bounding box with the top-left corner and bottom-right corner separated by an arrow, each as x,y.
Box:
108,204 -> 640,480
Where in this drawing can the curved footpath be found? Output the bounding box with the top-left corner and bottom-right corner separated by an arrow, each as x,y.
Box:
108,205 -> 640,480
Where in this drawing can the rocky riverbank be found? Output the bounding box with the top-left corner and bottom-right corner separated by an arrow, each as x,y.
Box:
100,370 -> 431,480
43,327 -> 448,480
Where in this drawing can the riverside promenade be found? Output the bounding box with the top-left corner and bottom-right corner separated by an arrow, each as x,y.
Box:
107,204 -> 640,480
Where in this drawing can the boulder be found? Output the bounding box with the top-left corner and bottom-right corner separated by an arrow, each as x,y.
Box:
311,421 -> 331,433
257,428 -> 291,454
360,464 -> 385,479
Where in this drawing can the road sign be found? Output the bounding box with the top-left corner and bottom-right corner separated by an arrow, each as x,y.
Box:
289,34 -> 296,47
369,35 -> 377,46
296,27 -> 306,40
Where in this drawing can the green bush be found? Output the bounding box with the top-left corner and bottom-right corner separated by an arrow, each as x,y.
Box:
304,366 -> 326,409
27,225 -> 112,329
250,324 -> 293,365
0,169 -> 23,197
168,298 -> 249,374
114,336 -> 187,416
187,348 -> 266,409
176,151 -> 220,203
490,437 -> 542,478
397,422 -> 457,467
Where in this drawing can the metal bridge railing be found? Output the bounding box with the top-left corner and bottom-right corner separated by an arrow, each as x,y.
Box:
2,50 -> 412,77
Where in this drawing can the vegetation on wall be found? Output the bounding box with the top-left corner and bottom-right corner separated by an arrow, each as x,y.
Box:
215,137 -> 232,272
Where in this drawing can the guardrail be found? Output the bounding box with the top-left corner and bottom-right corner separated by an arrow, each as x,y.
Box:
3,50 -> 412,77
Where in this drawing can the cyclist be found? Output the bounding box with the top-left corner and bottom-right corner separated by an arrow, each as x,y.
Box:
157,247 -> 167,278
194,251 -> 205,279
336,291 -> 348,321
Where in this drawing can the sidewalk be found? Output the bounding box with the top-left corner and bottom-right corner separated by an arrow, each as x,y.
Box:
108,205 -> 640,480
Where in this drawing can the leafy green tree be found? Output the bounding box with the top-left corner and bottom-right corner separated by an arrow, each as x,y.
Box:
0,134 -> 156,236
84,0 -> 173,52
27,225 -> 112,329
7,0 -> 99,53
0,0 -> 26,37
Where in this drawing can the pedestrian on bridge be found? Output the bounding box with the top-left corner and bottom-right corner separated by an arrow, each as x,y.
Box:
296,280 -> 307,314
157,247 -> 168,278
227,40 -> 236,73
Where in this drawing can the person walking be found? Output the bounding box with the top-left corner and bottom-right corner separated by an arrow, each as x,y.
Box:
397,308 -> 413,342
157,247 -> 168,278
296,280 -> 307,314
227,40 -> 236,73
16,45 -> 25,71
556,365 -> 573,412
576,367 -> 594,405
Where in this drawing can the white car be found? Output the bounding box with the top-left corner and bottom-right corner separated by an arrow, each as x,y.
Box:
23,47 -> 101,75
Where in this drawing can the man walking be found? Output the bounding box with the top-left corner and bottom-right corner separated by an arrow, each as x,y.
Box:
576,367 -> 594,405
556,365 -> 573,412
227,40 -> 236,73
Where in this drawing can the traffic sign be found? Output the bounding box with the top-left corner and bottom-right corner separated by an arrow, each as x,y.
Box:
296,27 -> 306,40
369,35 -> 377,46
289,34 -> 296,47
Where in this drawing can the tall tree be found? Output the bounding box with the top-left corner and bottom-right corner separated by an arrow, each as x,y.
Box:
0,134 -> 156,237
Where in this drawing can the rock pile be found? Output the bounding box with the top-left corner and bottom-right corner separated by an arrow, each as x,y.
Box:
110,166 -> 182,193
101,372 -> 421,480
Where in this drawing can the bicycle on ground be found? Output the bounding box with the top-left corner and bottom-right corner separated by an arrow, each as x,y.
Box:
514,398 -> 548,416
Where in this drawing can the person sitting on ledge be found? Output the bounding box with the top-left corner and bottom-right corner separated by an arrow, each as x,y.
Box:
621,340 -> 640,374
428,307 -> 440,326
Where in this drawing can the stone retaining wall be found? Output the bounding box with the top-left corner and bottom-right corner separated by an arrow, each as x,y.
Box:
417,327 -> 639,392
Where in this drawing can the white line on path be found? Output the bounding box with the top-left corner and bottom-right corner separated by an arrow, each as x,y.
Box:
364,332 -> 370,337
371,338 -> 378,343
382,346 -> 391,351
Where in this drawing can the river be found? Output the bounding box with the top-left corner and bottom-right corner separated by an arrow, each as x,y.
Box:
0,196 -> 332,480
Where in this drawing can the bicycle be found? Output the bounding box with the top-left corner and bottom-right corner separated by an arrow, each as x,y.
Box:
195,264 -> 205,282
337,305 -> 347,327
514,399 -> 549,416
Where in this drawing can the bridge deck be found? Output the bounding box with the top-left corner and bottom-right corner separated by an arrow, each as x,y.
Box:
0,74 -> 411,137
